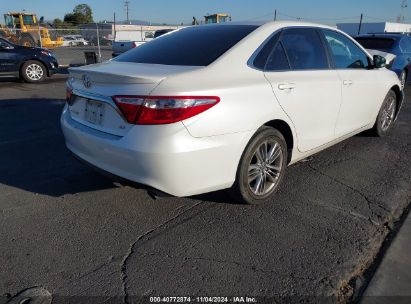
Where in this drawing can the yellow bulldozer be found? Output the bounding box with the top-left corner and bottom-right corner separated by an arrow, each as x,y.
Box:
192,13 -> 231,25
0,12 -> 63,48
204,13 -> 231,24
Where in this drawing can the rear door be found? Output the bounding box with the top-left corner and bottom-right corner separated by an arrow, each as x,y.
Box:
321,29 -> 380,137
263,28 -> 342,152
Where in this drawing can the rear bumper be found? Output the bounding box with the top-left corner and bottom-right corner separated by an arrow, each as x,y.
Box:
60,106 -> 252,197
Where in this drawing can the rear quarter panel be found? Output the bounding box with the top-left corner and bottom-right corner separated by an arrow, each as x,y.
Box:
151,67 -> 295,139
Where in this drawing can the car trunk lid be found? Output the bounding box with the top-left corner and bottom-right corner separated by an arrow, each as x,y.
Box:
67,61 -> 201,136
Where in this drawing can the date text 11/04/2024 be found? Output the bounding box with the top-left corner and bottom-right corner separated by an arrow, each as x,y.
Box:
149,297 -> 257,303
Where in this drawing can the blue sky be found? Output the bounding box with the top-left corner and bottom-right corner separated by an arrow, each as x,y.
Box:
0,0 -> 405,25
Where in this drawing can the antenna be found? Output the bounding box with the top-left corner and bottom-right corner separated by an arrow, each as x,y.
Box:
124,0 -> 130,23
397,0 -> 408,23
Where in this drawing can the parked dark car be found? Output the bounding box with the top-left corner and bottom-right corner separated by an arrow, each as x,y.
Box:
355,33 -> 411,89
0,37 -> 59,83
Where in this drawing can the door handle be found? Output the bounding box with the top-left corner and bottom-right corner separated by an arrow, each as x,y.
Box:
278,83 -> 296,90
343,80 -> 353,86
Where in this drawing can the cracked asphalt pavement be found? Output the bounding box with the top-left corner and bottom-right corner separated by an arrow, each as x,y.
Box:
0,75 -> 410,303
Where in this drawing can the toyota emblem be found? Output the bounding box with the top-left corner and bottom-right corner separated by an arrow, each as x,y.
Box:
82,74 -> 92,89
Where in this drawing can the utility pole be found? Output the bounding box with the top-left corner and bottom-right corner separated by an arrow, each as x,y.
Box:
274,9 -> 277,21
358,13 -> 363,35
114,12 -> 116,40
124,1 -> 130,23
397,0 -> 408,23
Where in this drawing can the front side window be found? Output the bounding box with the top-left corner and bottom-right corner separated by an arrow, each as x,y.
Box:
323,30 -> 370,69
0,39 -> 11,49
22,15 -> 37,26
4,15 -> 13,27
280,28 -> 329,70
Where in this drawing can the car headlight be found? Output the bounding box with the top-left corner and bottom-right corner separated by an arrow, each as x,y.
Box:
386,58 -> 395,69
41,50 -> 53,57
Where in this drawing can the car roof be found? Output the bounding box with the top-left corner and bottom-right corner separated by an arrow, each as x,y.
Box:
203,20 -> 336,29
356,33 -> 409,40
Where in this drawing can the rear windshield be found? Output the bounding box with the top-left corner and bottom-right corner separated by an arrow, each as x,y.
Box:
114,25 -> 258,66
354,37 -> 396,51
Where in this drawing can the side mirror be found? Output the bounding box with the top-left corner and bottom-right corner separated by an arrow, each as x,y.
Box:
373,55 -> 386,69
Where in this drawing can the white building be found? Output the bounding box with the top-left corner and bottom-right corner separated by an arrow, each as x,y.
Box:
337,22 -> 411,36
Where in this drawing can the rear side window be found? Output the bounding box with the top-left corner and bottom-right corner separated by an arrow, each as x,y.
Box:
280,28 -> 329,70
323,30 -> 370,69
114,25 -> 258,66
354,37 -> 395,52
253,32 -> 281,70
265,42 -> 290,71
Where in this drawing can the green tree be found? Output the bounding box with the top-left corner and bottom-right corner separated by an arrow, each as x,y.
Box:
73,4 -> 93,23
52,18 -> 63,27
64,4 -> 93,25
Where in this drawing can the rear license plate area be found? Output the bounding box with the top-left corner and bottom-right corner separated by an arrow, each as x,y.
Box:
85,100 -> 105,125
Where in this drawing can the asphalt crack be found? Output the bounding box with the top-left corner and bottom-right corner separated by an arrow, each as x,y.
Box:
306,164 -> 391,221
120,201 -> 204,304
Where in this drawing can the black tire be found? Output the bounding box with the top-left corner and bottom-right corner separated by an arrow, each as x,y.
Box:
400,70 -> 407,90
19,35 -> 36,47
21,60 -> 47,83
229,126 -> 288,205
372,90 -> 398,137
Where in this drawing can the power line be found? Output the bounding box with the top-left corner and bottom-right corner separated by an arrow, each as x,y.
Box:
241,12 -> 275,21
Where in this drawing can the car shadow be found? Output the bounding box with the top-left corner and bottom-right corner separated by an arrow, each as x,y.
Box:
0,96 -> 244,202
0,98 -> 116,197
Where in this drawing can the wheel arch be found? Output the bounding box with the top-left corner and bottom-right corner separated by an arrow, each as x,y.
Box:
263,119 -> 294,164
390,84 -> 403,119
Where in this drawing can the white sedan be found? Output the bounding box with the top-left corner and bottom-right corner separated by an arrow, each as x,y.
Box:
61,21 -> 403,204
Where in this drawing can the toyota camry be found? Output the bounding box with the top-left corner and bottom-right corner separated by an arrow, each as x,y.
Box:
61,21 -> 403,204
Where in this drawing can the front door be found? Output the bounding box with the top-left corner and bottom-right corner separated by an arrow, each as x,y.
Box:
321,29 -> 381,137
0,40 -> 18,74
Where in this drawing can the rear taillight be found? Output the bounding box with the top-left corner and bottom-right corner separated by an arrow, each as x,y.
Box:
132,42 -> 138,48
113,96 -> 220,125
66,87 -> 73,104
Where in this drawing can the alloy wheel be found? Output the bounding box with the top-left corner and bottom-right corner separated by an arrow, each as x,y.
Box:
25,64 -> 44,81
401,71 -> 407,90
248,139 -> 284,196
380,95 -> 396,132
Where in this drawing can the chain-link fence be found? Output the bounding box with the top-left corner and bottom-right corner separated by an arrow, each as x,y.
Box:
0,27 -> 113,67
1,24 -> 181,68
